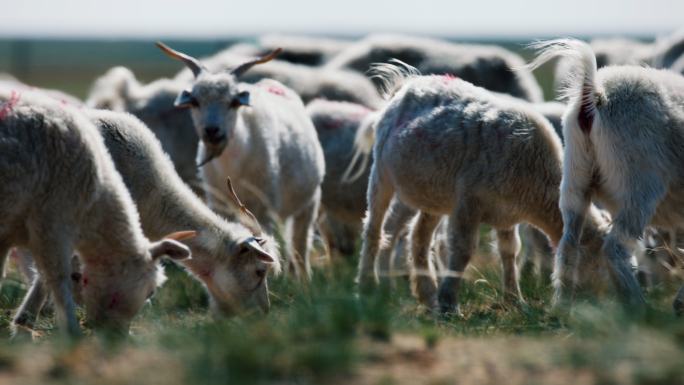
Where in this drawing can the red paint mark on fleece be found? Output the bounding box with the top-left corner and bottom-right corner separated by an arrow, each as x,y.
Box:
436,73 -> 459,84
259,81 -> 289,98
267,85 -> 286,96
108,291 -> 121,310
0,90 -> 21,120
82,276 -> 89,289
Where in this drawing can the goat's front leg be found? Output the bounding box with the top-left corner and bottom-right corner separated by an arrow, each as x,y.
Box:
290,188 -> 320,281
497,226 -> 524,305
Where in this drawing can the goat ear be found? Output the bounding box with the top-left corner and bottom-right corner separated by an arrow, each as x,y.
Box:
150,239 -> 191,261
175,90 -> 196,108
245,238 -> 276,264
235,91 -> 250,107
162,230 -> 197,242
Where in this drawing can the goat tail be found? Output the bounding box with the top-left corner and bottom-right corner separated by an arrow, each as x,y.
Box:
368,59 -> 421,100
525,39 -> 599,132
86,66 -> 137,111
342,111 -> 379,183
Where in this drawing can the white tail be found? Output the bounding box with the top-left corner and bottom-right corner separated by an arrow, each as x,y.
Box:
525,39 -> 599,131
342,111 -> 379,183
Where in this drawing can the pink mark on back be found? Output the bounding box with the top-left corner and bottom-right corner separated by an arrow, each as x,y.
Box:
436,73 -> 459,84
262,83 -> 287,97
82,275 -> 89,289
9,250 -> 18,259
0,90 -> 22,120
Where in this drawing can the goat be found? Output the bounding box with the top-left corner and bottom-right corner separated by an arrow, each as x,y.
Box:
527,38 -> 684,312
0,87 -> 191,336
157,42 -> 325,280
357,63 -> 608,313
12,109 -> 281,330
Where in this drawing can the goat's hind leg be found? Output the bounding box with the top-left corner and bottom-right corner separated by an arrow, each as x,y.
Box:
409,211 -> 441,310
357,166 -> 394,294
437,198 -> 482,315
377,200 -> 417,289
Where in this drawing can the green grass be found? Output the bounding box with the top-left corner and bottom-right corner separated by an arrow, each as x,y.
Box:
1,240 -> 683,384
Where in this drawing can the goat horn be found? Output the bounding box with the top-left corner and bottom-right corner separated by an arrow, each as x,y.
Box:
162,230 -> 197,242
226,177 -> 263,237
230,48 -> 282,79
156,42 -> 205,78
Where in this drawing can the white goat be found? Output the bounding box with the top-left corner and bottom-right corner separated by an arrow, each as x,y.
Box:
348,91 -> 567,283
357,64 -> 608,313
158,43 -> 325,280
0,88 -> 191,336
12,109 -> 281,329
324,34 -> 544,103
527,38 -> 684,313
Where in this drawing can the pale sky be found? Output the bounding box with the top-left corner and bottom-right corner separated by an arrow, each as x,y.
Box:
2,0 -> 683,39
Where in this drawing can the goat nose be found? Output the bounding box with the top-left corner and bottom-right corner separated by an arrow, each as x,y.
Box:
205,126 -> 220,136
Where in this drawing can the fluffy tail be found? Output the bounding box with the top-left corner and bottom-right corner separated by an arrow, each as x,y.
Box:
368,59 -> 421,100
342,60 -> 419,182
526,39 -> 599,133
342,111 -> 379,182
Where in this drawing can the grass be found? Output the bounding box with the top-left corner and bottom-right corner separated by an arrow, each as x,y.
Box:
1,235 -> 683,385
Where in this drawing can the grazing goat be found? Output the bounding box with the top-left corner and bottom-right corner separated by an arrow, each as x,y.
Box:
357,63 -> 608,314
158,42 -> 325,280
0,88 -> 191,336
13,110 -> 281,328
527,38 -> 684,312
324,34 -> 543,103
348,92 -> 567,284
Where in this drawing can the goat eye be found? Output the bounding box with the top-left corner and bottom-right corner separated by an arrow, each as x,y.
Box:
256,268 -> 266,278
240,247 -> 250,254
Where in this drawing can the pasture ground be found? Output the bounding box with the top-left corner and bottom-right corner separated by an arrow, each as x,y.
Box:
1,236 -> 683,385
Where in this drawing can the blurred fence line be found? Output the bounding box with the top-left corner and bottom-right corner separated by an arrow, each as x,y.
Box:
0,38 -> 239,98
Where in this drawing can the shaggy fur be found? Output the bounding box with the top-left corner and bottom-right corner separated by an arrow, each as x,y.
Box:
357,64 -> 608,314
0,87 -> 190,336
86,67 -> 201,192
324,34 -> 544,103
528,38 -> 684,311
13,109 -> 282,324
160,44 -> 325,280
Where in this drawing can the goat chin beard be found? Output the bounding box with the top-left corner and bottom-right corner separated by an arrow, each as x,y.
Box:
197,144 -> 226,167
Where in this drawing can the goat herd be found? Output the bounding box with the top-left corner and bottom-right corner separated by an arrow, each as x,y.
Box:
1,32 -> 684,339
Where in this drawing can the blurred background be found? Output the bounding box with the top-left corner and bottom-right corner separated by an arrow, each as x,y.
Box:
1,0 -> 683,100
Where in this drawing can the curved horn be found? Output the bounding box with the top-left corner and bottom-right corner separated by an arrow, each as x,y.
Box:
156,42 -> 205,78
230,48 -> 282,79
226,177 -> 263,237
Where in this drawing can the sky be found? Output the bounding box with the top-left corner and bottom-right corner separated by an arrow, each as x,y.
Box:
2,0 -> 683,40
